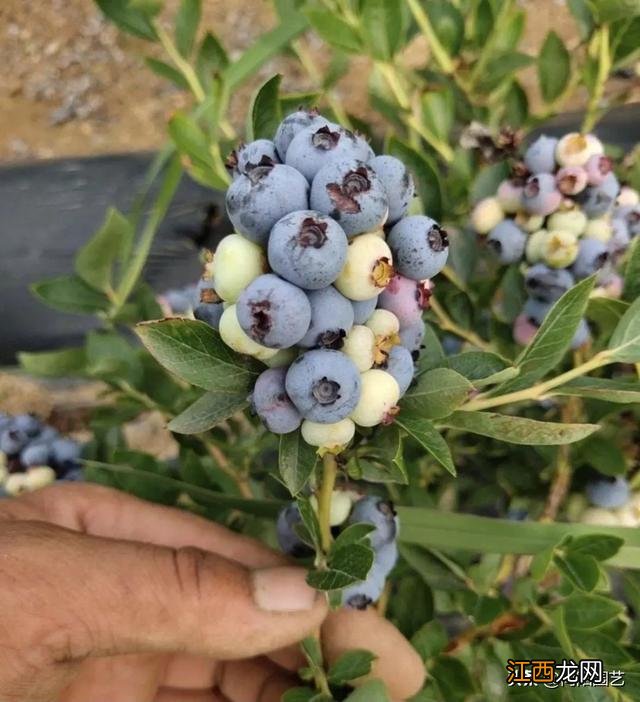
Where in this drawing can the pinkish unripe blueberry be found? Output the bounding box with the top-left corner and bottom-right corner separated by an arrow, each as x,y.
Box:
585,154 -> 613,186
521,174 -> 562,216
378,274 -> 432,327
497,180 -> 524,214
556,166 -> 588,195
617,186 -> 640,207
513,313 -> 539,346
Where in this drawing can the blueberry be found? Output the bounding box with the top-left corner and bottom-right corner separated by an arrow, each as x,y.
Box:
286,124 -> 371,181
351,295 -> 378,324
227,139 -> 280,177
299,286 -> 354,349
585,154 -> 613,186
219,305 -> 279,362
378,275 -> 431,327
375,539 -> 399,576
351,369 -> 400,427
525,264 -> 575,303
251,368 -> 302,434
513,313 -> 539,346
369,155 -> 415,224
276,503 -> 313,558
497,180 -> 524,214
236,274 -> 312,349
213,234 -> 267,303
164,286 -> 198,314
274,109 -> 330,161
285,349 -> 361,423
586,476 -> 630,509
399,320 -> 425,354
523,135 -> 558,173
543,230 -> 579,269
20,442 -> 51,468
349,496 -> 398,549
471,197 -> 504,234
61,467 -> 85,482
384,345 -> 414,397
442,335 -> 463,355
225,161 -> 309,246
486,220 -> 527,264
571,238 -> 609,279
387,216 -> 449,280
556,133 -> 603,168
609,218 -> 631,258
50,438 -> 81,472
193,302 -> 224,330
0,429 -> 28,456
616,205 -> 640,237
342,325 -> 376,372
13,414 -> 42,438
556,166 -> 588,196
522,297 -> 551,326
335,234 -> 395,301
196,276 -> 219,305
571,318 -> 591,349
341,562 -> 386,609
310,159 -> 389,236
268,210 -> 348,290
577,173 -> 620,218
521,173 -> 562,216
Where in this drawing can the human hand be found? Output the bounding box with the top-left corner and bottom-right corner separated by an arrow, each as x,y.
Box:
0,483 -> 424,702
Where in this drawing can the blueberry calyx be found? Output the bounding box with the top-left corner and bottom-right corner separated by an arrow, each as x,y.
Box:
311,126 -> 341,150
557,173 -> 578,195
316,328 -> 346,350
345,594 -> 373,610
246,156 -> 276,184
312,377 -> 341,404
248,300 -> 272,341
298,217 -> 329,249
415,281 -> 432,309
326,167 -> 371,214
427,225 -> 449,253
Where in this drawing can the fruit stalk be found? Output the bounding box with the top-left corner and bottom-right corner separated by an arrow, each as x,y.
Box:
429,296 -> 491,351
318,453 -> 339,553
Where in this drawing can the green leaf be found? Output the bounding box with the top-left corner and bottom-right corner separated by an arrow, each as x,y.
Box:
168,113 -> 227,189
503,80 -> 529,128
31,275 -> 110,315
538,31 -> 571,102
411,620 -> 448,661
297,496 -> 322,551
421,90 -> 454,144
402,369 -> 473,419
307,543 -> 374,590
344,679 -> 390,702
332,523 -> 376,553
553,552 -> 600,591
577,436 -> 627,476
18,347 -> 86,377
95,0 -> 159,41
438,352 -> 511,384
430,656 -> 474,700
86,330 -> 142,385
442,411 -> 599,446
476,52 -> 533,93
590,0 -> 640,23
145,58 -> 190,89
561,594 -> 623,630
387,136 -> 443,220
175,0 -> 201,56
470,162 -> 510,204
250,74 -> 283,141
75,208 -> 134,293
496,275 -> 596,393
196,32 -> 229,78
282,688 -> 315,702
278,431 -> 317,496
396,416 -> 455,475
613,16 -> 640,66
301,636 -> 324,668
305,10 -> 362,53
425,0 -> 464,56
608,294 -> 640,362
570,630 -> 633,666
416,323 -> 444,372
168,389 -> 249,434
623,235 -> 640,302
566,534 -> 624,561
568,0 -> 595,40
552,376 -> 640,403
361,0 -> 403,60
328,649 -> 376,685
136,319 -> 259,391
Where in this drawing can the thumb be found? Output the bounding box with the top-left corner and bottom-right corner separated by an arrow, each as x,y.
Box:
4,521 -> 327,664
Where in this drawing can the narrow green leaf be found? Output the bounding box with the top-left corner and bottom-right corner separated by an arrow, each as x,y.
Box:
623,235 -> 640,301
301,636 -> 324,668
95,0 -> 159,41
281,688 -> 315,702
361,0 -> 403,60
344,679 -> 391,702
551,376 -> 640,403
136,319 -> 259,391
168,389 -> 249,434
175,0 -> 201,57
18,348 -> 86,377
402,368 -> 473,419
503,80 -> 529,128
396,416 -> 456,475
145,57 -> 190,89
305,10 -> 362,52
196,32 -> 229,79
438,351 -> 511,383
608,294 -> 640,362
250,74 -> 283,141
31,275 -> 110,315
476,52 -> 533,93
425,0 -> 464,56
328,649 -> 376,685
168,113 -> 227,189
538,31 -> 571,102
442,411 -> 599,446
278,431 -> 317,496
590,0 -> 640,23
297,496 -> 322,551
568,0 -> 595,40
561,594 -> 623,630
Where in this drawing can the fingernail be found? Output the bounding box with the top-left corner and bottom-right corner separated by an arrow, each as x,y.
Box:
252,566 -> 318,612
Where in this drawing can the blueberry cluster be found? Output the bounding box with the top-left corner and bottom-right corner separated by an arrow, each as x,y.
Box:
470,132 -> 640,349
0,413 -> 82,496
580,476 -> 640,527
194,109 -> 449,449
277,493 -> 398,609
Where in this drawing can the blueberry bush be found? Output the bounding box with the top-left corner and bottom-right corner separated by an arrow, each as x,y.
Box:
16,0 -> 640,699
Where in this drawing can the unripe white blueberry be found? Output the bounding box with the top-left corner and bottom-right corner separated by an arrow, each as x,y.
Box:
0,452 -> 7,484
309,488 -> 355,526
350,369 -> 400,427
335,234 -> 395,301
543,230 -> 579,268
514,212 -> 545,233
263,347 -> 299,368
555,133 -> 603,168
614,505 -> 638,527
583,217 -> 613,242
219,305 -> 278,361
525,229 -> 550,264
25,466 -> 57,491
471,197 -> 504,234
302,418 -> 356,453
580,507 -> 619,527
547,209 -> 587,237
617,186 -> 640,207
4,473 -> 30,496
496,180 -> 523,214
365,309 -> 400,338
342,325 -> 376,372
213,234 -> 266,302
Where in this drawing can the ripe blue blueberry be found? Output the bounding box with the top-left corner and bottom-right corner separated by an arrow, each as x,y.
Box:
349,496 -> 398,549
341,561 -> 386,609
521,174 -> 562,216
299,286 -> 354,349
369,155 -> 415,225
20,442 -> 51,468
285,349 -> 361,423
375,539 -> 399,577
225,161 -> 309,246
378,274 -> 431,327
164,286 -> 198,314
523,135 -> 558,174
276,503 -> 313,558
577,173 -> 620,218
14,414 -> 42,438
274,110 -> 330,161
351,296 -> 378,325
50,438 -> 81,470
399,320 -> 425,355
268,210 -> 348,290
310,159 -> 389,236
227,139 -> 280,177
286,124 -> 371,181
193,302 -> 224,330
387,216 -> 449,280
384,345 -> 415,397
236,274 -> 312,349
525,264 -> 575,303
0,429 -> 28,456
609,218 -> 631,259
571,238 -> 609,279
251,368 -> 302,434
586,476 -> 630,509
486,220 -> 527,264
522,297 -> 551,326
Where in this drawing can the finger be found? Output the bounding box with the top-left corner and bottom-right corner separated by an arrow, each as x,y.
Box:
4,521 -> 327,663
322,608 -> 425,700
267,643 -> 306,672
6,483 -> 286,569
162,655 -> 219,690
155,690 -> 227,702
217,657 -> 297,702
